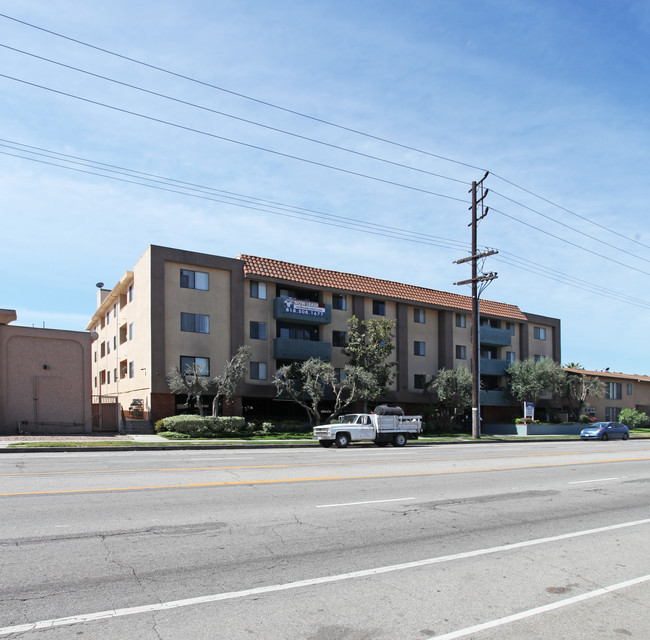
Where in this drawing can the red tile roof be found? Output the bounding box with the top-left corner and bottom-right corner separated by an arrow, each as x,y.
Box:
564,367 -> 650,383
237,254 -> 528,321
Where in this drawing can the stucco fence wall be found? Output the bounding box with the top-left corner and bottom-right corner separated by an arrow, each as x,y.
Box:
483,423 -> 584,436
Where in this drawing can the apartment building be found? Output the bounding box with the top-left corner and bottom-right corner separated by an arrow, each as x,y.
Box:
564,367 -> 650,422
86,245 -> 561,423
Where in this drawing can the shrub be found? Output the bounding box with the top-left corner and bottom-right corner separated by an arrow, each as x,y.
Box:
579,414 -> 592,423
618,408 -> 648,429
155,415 -> 247,438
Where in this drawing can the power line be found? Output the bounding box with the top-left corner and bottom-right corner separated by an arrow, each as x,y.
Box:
0,12 -> 485,173
489,187 -> 650,263
4,138 -> 650,310
490,205 -> 650,277
0,72 -> 468,205
0,42 -> 468,187
2,11 -> 644,258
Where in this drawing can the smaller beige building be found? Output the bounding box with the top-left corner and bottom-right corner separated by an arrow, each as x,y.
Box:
564,367 -> 650,422
0,309 -> 92,435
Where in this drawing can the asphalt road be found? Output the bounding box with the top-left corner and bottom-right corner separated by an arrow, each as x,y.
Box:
1,440 -> 649,639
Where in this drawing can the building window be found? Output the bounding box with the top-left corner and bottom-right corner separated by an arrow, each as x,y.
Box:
334,367 -> 347,383
332,330 -> 347,347
250,281 -> 267,299
94,351 -> 97,363
534,354 -> 547,362
113,336 -> 117,349
413,308 -> 425,324
456,345 -> 467,360
99,370 -> 106,385
414,341 -> 426,356
372,300 -> 386,316
106,341 -> 110,354
332,294 -> 347,311
129,322 -> 134,340
113,304 -> 117,318
250,362 -> 267,380
180,269 -> 209,291
506,351 -> 515,363
113,368 -> 117,382
414,374 -> 427,390
100,342 -> 106,358
106,311 -> 110,325
107,371 -> 111,384
605,406 -> 622,421
456,314 -> 466,328
181,312 -> 210,333
128,284 -> 133,302
606,382 -> 622,400
506,322 -> 515,334
129,361 -> 134,378
94,376 -> 97,388
534,326 -> 547,340
250,321 -> 267,340
626,383 -> 633,396
180,356 -> 210,376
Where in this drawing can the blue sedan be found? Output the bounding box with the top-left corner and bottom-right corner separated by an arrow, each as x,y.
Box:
580,421 -> 630,441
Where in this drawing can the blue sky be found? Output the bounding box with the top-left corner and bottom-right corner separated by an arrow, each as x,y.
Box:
1,0 -> 649,375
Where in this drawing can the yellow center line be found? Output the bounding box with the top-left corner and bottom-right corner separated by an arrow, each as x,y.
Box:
1,457 -> 648,497
0,449 -> 621,478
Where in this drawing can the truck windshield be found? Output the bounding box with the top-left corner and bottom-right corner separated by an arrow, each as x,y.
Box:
338,415 -> 359,424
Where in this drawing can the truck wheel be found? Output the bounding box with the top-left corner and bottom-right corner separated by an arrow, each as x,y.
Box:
319,440 -> 334,448
393,433 -> 407,447
335,433 -> 350,448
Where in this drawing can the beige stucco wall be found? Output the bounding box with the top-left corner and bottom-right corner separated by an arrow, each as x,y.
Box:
243,278 -> 274,383
406,305 -> 438,390
164,260 -> 232,380
0,325 -> 92,434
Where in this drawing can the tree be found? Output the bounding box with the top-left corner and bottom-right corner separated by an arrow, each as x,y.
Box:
273,358 -> 334,426
563,370 -> 604,420
344,315 -> 397,408
166,362 -> 211,416
423,366 -> 472,429
211,346 -> 251,417
506,358 -> 566,410
272,359 -> 379,425
330,365 -> 381,420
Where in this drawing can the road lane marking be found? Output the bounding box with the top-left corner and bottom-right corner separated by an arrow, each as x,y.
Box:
316,497 -> 417,508
1,451 -> 648,478
569,477 -> 622,484
427,574 -> 650,639
2,457 -> 649,496
0,518 -> 648,637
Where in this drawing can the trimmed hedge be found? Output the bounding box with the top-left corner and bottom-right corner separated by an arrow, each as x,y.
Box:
155,415 -> 250,438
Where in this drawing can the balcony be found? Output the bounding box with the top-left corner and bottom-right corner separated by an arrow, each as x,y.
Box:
274,338 -> 332,362
479,358 -> 509,376
274,297 -> 331,325
479,326 -> 512,347
481,389 -> 510,406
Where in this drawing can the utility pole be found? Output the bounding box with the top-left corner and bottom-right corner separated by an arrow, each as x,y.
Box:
454,172 -> 497,439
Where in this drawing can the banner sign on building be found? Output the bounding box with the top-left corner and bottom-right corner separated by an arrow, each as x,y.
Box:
283,297 -> 326,318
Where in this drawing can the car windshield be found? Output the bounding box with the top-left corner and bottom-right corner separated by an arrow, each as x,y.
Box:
590,423 -> 607,428
338,415 -> 360,424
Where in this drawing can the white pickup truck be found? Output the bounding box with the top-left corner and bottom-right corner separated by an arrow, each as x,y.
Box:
313,406 -> 422,448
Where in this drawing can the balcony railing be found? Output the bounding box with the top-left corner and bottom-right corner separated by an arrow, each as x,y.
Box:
274,338 -> 332,362
480,389 -> 510,406
479,358 -> 509,376
479,326 -> 512,347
